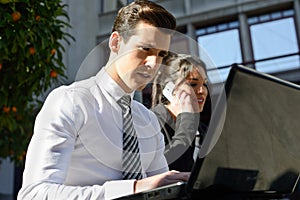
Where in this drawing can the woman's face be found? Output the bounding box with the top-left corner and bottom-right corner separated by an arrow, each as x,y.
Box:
185,67 -> 208,112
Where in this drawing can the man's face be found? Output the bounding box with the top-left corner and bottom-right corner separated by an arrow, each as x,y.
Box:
112,22 -> 171,92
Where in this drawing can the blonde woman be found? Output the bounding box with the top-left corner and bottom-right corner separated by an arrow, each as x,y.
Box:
152,53 -> 210,172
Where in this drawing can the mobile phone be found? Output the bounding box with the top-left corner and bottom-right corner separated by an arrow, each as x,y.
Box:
162,82 -> 175,102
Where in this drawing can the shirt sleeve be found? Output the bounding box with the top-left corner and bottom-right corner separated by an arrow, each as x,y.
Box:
18,180 -> 136,200
164,112 -> 200,163
17,87 -> 135,200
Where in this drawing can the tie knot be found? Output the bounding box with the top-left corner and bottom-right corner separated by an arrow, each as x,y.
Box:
118,95 -> 131,109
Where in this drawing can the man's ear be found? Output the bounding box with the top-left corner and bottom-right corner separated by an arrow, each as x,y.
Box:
109,31 -> 121,53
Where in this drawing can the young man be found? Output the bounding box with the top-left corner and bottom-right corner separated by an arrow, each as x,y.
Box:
17,1 -> 189,199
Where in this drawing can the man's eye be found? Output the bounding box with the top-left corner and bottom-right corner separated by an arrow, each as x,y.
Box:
158,51 -> 167,58
140,46 -> 150,51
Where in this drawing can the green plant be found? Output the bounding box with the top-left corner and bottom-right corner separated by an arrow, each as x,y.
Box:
0,0 -> 74,165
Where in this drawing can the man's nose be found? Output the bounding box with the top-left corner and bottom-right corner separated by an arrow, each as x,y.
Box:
145,55 -> 160,68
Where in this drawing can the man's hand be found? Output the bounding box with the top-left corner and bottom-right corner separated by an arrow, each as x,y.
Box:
134,170 -> 190,193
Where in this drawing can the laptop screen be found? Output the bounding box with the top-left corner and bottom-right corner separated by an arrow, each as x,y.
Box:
193,65 -> 300,193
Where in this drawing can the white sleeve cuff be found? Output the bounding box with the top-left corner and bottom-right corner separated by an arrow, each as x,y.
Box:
104,179 -> 135,199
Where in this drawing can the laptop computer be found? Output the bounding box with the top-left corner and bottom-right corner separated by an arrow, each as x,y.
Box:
115,64 -> 300,199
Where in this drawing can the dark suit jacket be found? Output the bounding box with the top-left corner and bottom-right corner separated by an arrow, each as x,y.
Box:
152,104 -> 207,172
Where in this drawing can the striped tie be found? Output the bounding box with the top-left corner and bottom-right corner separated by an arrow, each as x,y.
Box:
118,95 -> 143,180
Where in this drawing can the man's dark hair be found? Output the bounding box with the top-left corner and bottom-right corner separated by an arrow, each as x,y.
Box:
112,0 -> 176,41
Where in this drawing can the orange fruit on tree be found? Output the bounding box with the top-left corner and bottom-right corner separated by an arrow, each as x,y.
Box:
12,106 -> 17,113
51,49 -> 56,56
11,11 -> 21,22
50,70 -> 57,78
35,15 -> 41,21
0,63 -> 2,70
3,106 -> 10,113
29,47 -> 35,55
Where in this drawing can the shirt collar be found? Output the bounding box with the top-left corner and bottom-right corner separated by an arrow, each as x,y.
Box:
96,68 -> 134,102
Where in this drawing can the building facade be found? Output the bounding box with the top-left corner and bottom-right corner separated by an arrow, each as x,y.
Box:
61,0 -> 300,104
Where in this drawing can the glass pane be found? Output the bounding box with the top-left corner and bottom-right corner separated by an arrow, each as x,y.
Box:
259,14 -> 270,21
250,18 -> 298,60
283,10 -> 294,17
207,26 -> 217,33
271,12 -> 281,19
207,67 -> 231,83
198,29 -> 241,83
228,21 -> 239,29
256,55 -> 300,73
218,23 -> 228,31
196,28 -> 206,36
248,16 -> 258,25
198,29 -> 242,75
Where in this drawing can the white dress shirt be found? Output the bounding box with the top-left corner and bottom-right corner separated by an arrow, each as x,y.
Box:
18,68 -> 168,200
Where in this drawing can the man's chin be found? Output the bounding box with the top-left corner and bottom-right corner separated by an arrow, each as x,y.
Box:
136,84 -> 147,91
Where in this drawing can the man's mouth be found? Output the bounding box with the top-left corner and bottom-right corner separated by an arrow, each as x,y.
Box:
137,71 -> 151,79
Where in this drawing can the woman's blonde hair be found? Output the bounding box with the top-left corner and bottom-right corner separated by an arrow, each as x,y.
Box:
151,52 -> 208,108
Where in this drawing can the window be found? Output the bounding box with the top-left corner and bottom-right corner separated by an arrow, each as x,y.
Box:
249,10 -> 299,73
197,22 -> 241,83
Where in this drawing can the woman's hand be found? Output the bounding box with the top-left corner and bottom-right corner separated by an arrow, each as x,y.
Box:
168,83 -> 200,116
134,170 -> 190,193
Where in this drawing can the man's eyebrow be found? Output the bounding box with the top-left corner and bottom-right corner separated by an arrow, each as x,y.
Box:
138,42 -> 154,47
138,42 -> 169,54
139,42 -> 168,50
